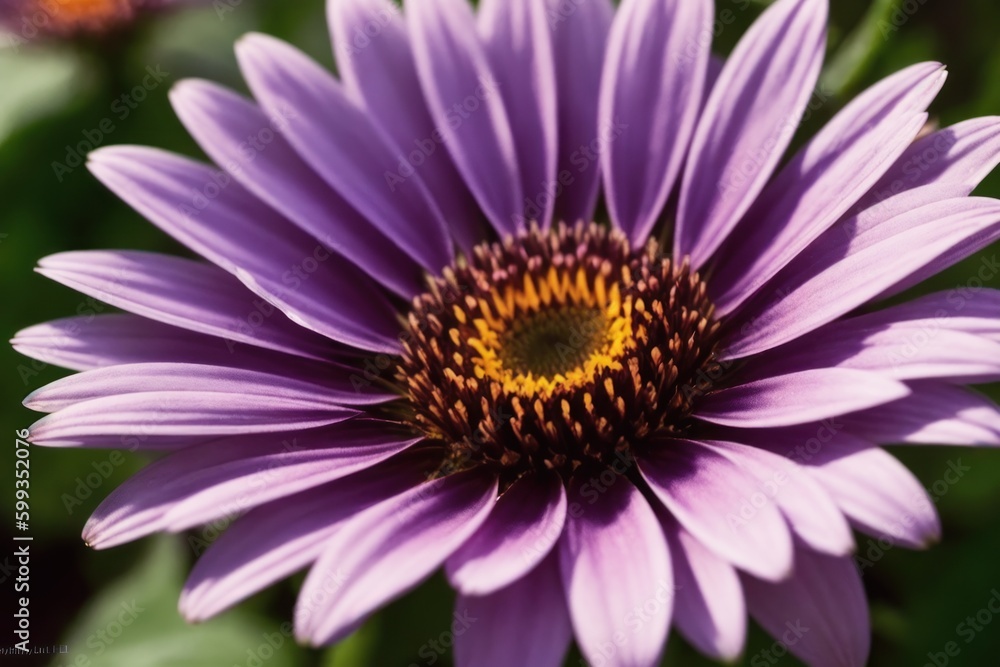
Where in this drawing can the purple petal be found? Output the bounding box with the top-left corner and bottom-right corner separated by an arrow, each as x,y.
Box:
812,330 -> 999,383
9,315 -> 381,398
11,315 -> 239,372
703,441 -> 853,556
724,198 -> 1000,358
559,477 -> 672,667
446,470 -> 565,596
830,288 -> 1000,340
675,0 -> 827,267
805,446 -> 941,549
600,0 -> 711,246
36,251 -> 335,361
742,544 -> 870,667
479,0 -> 558,229
29,391 -> 357,447
295,469 -> 498,646
695,369 -> 910,428
24,362 -> 391,413
546,0 -> 612,226
235,33 -> 453,272
454,554 -> 571,667
168,79 -> 425,298
855,116 -> 1000,210
407,0 -> 522,235
662,518 -> 746,662
727,423 -> 874,464
87,146 -> 403,353
639,439 -> 793,581
843,381 -> 1000,446
712,63 -> 946,313
83,420 -> 419,549
327,0 -> 485,252
180,450 -> 433,621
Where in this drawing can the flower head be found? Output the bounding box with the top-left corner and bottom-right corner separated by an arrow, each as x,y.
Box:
1,0 -> 193,40
15,0 -> 1000,665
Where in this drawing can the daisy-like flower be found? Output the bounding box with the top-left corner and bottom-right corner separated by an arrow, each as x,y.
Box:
1,0 -> 195,39
15,0 -> 1000,665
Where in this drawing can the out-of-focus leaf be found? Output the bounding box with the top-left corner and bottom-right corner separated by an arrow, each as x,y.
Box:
0,44 -> 91,146
821,0 -> 899,97
50,536 -> 307,667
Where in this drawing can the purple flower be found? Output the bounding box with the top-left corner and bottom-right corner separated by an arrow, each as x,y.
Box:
14,0 -> 1000,665
0,0 -> 201,39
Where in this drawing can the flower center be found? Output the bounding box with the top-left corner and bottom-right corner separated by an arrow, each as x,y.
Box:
397,223 -> 721,482
499,304 -> 609,379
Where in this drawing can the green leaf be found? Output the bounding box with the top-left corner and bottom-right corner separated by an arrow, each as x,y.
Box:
821,0 -> 899,97
50,536 -> 307,667
0,44 -> 90,147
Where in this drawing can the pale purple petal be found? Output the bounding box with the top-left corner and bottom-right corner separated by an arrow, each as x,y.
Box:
11,315 -> 239,372
29,392 -> 357,447
84,420 -> 419,549
454,555 -> 571,667
843,381 -> 1000,446
675,0 -> 827,267
724,198 -> 1000,358
830,288 -> 1000,340
407,0 -> 522,235
180,450 -> 434,621
446,470 -> 565,596
296,470 -> 498,646
328,0 -> 485,251
88,146 -> 402,352
235,33 -> 453,272
168,79 -> 425,298
9,315 -> 374,395
712,63 -> 946,313
559,477 -> 672,667
702,441 -> 853,556
695,369 -> 910,428
546,0 -> 612,225
805,446 -> 941,548
599,0 -> 711,246
855,116 -> 1000,210
742,544 -> 870,667
728,423 -> 874,464
24,363 -> 392,412
479,0 -> 558,229
36,251 -> 335,361
639,439 -> 793,581
661,518 -> 746,662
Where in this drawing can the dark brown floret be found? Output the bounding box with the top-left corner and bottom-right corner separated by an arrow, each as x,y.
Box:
397,223 -> 721,486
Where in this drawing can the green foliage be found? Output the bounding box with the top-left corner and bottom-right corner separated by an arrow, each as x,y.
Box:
0,1 -> 999,666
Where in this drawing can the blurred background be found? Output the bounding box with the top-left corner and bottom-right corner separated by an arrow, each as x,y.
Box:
1,0 -> 999,665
